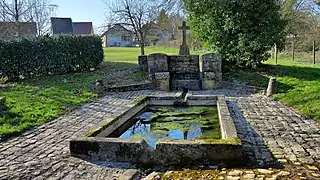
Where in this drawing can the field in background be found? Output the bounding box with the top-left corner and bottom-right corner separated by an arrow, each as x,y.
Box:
269,52 -> 320,67
104,47 -> 206,64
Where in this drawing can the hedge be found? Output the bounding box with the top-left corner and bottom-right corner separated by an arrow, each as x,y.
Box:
0,35 -> 104,81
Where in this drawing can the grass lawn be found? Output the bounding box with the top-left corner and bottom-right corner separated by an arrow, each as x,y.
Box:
0,60 -> 147,139
104,47 -> 205,64
229,58 -> 320,120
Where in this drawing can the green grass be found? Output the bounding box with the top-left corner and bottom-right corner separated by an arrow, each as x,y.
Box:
230,57 -> 320,120
0,61 -> 147,138
104,47 -> 205,64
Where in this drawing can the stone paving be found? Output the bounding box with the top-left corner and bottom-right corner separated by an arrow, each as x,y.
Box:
0,87 -> 320,180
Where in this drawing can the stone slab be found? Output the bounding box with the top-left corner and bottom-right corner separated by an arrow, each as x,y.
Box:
169,55 -> 200,73
147,53 -> 168,73
119,169 -> 140,180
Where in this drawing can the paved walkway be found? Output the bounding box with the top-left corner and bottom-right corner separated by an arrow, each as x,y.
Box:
0,88 -> 319,180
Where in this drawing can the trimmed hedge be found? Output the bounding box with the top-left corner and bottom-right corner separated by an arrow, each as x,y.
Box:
0,35 -> 104,81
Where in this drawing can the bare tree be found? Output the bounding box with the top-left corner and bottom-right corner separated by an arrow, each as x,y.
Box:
0,0 -> 57,37
106,0 -> 165,55
25,0 -> 57,36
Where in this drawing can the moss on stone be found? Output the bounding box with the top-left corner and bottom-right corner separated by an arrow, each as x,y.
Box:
84,116 -> 118,137
203,137 -> 241,144
132,95 -> 149,105
161,169 -> 220,180
147,106 -> 221,139
85,129 -> 98,137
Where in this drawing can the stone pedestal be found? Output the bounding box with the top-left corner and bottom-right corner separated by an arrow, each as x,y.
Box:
179,44 -> 190,55
202,53 -> 222,90
154,72 -> 170,91
202,72 -> 221,89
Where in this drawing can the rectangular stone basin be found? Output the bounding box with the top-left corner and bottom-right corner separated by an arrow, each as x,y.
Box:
70,95 -> 242,167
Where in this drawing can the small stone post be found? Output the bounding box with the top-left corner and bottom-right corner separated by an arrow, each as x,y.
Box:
266,78 -> 277,96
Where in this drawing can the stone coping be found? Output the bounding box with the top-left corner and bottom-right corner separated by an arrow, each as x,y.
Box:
70,94 -> 242,166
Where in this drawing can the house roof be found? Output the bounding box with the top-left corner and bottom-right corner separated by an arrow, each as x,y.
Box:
101,24 -> 132,36
73,22 -> 93,35
0,21 -> 37,40
51,17 -> 73,35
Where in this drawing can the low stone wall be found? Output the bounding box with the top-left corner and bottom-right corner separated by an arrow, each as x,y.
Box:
70,137 -> 147,163
70,95 -> 242,167
138,56 -> 148,72
70,137 -> 242,167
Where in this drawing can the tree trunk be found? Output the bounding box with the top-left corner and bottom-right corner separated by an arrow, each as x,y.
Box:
14,0 -> 19,21
140,42 -> 145,55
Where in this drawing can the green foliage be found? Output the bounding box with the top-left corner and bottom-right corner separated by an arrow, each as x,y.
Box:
0,35 -> 104,81
183,0 -> 286,68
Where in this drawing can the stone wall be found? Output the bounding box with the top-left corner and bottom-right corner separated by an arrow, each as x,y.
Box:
168,55 -> 200,73
146,52 -> 222,91
138,56 -> 148,72
169,55 -> 201,90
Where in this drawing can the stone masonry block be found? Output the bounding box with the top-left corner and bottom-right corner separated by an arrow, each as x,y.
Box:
153,72 -> 170,91
202,53 -> 222,72
202,72 -> 222,90
147,53 -> 168,73
138,55 -> 148,72
169,55 -> 200,73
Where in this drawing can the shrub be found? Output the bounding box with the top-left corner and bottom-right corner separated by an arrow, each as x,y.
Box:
0,35 -> 104,81
183,0 -> 286,69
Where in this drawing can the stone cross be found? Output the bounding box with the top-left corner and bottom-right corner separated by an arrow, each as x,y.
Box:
179,21 -> 189,45
178,21 -> 190,55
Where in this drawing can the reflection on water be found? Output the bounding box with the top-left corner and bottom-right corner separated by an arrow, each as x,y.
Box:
119,106 -> 219,147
